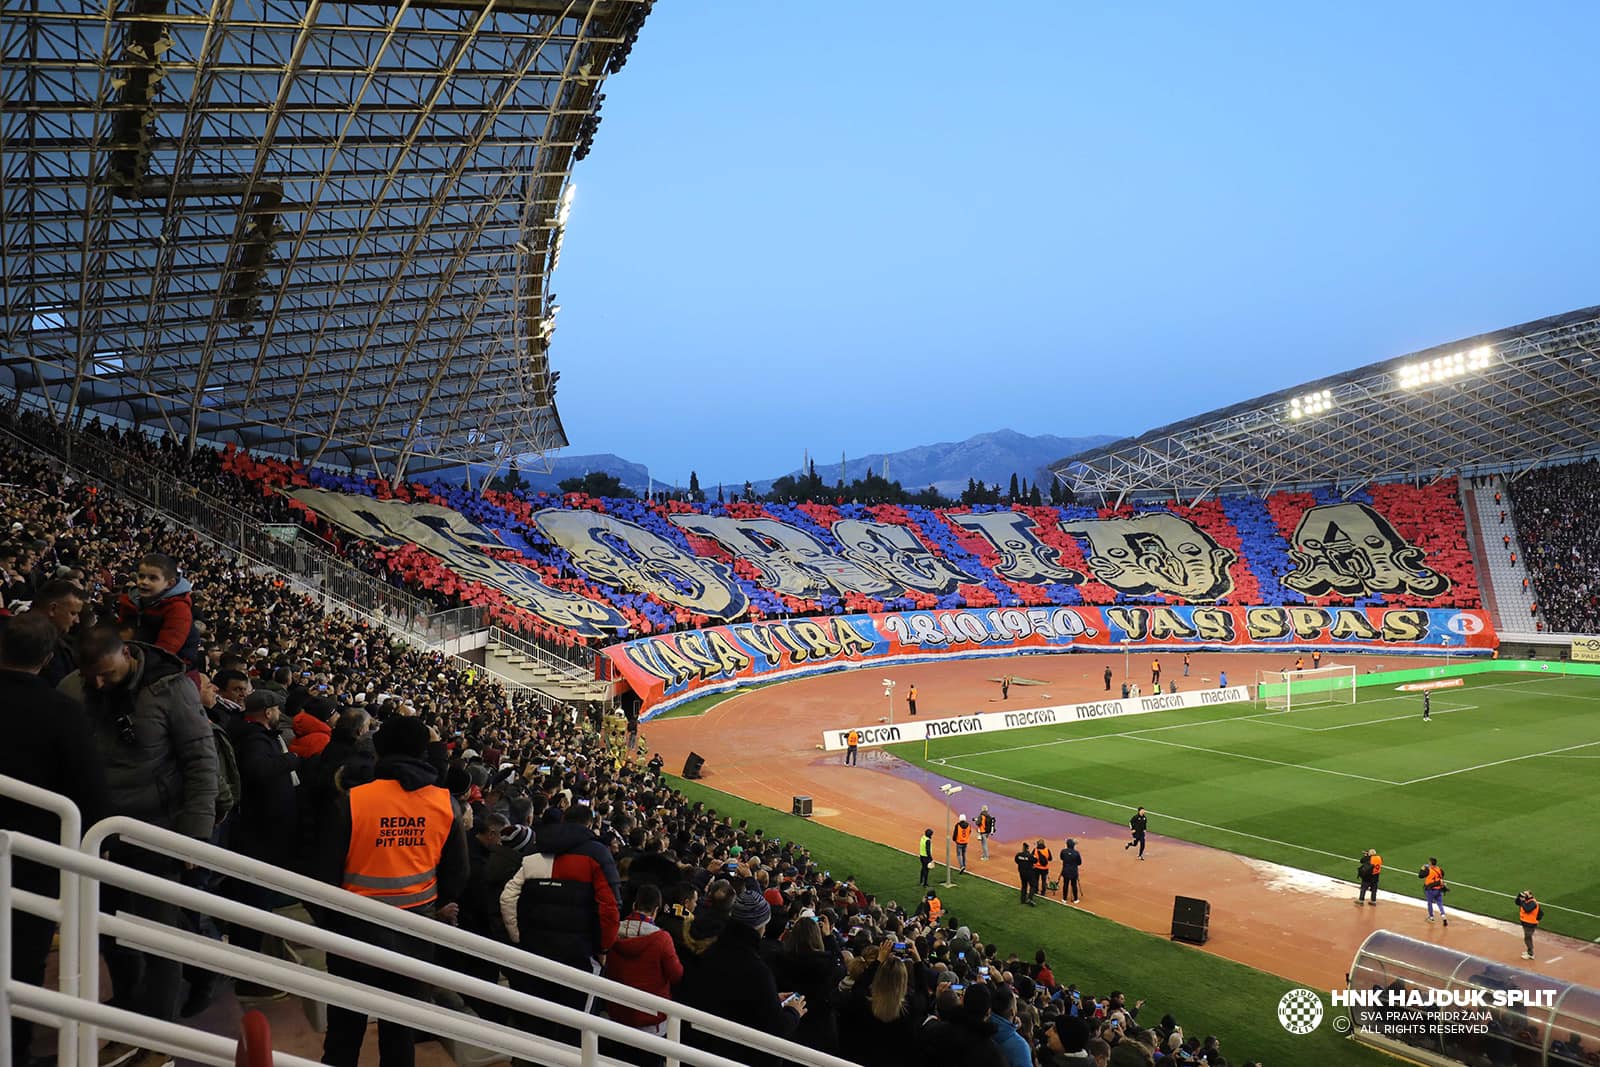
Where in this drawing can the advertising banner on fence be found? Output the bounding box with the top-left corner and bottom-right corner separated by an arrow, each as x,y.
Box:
1570,637 -> 1600,663
611,604 -> 1495,712
820,685 -> 1253,750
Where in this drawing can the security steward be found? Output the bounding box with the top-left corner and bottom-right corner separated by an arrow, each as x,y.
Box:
1420,858 -> 1448,925
1517,890 -> 1542,960
1031,838 -> 1052,902
315,716 -> 467,1067
1014,841 -> 1036,905
953,814 -> 973,873
844,728 -> 860,766
1357,848 -> 1382,906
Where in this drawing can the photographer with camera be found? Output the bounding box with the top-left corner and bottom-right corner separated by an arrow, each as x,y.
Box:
1418,858 -> 1448,926
1516,890 -> 1543,960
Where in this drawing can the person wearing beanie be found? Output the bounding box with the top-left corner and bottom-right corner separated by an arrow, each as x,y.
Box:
677,887 -> 804,1065
288,693 -> 336,758
914,980 -> 1004,1065
313,714 -> 467,1067
499,801 -> 622,1043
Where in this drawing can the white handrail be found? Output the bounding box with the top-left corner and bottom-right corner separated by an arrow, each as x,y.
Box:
64,814 -> 855,1067
0,774 -> 82,1067
6,831 -> 809,1067
7,982 -> 325,1067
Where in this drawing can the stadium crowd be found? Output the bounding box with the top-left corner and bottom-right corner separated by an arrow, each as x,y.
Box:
1509,459 -> 1600,634
3,420 -> 1261,1067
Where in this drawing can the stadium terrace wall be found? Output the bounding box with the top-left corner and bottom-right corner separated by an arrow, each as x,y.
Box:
613,605 -> 1496,714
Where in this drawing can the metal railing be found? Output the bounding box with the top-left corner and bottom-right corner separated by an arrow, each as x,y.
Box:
1,776 -> 856,1067
489,624 -> 596,678
0,414 -> 504,651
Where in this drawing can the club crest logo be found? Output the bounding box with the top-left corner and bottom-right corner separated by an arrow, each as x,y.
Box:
1282,503 -> 1449,598
1277,987 -> 1325,1034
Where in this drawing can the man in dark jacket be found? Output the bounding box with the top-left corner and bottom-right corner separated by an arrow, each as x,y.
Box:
25,577 -> 85,686
60,624 -> 217,1026
1014,842 -> 1037,905
499,802 -> 622,1040
676,888 -> 804,1066
1060,839 -> 1084,904
313,716 -> 468,1067
227,689 -> 303,978
1,613 -> 109,1064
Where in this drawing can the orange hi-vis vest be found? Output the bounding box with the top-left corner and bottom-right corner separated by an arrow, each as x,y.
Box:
846,730 -> 860,746
1369,853 -> 1383,875
342,778 -> 454,910
1424,865 -> 1444,890
1520,899 -> 1542,926
928,897 -> 943,924
954,823 -> 972,845
1033,846 -> 1052,871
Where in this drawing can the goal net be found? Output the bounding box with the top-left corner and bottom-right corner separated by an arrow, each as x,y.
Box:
1258,665 -> 1357,711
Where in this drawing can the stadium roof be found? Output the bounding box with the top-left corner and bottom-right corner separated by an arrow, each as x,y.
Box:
1,0 -> 651,478
1053,305 -> 1600,504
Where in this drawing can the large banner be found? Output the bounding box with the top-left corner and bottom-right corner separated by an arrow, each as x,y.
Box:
615,604 -> 1496,712
820,686 -> 1253,750
1571,637 -> 1600,663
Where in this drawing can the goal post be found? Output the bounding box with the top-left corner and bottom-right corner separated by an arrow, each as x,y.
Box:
1257,664 -> 1357,710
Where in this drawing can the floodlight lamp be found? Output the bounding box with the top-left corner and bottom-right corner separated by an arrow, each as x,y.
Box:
939,783 -> 963,795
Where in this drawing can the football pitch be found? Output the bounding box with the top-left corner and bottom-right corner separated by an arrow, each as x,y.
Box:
897,672 -> 1600,942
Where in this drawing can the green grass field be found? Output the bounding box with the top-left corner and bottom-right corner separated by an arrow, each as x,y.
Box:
895,671 -> 1600,941
667,776 -> 1391,1065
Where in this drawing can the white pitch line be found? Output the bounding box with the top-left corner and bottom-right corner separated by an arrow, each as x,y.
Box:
1397,740 -> 1600,785
930,761 -> 1600,919
1250,704 -> 1478,732
1124,734 -> 1406,785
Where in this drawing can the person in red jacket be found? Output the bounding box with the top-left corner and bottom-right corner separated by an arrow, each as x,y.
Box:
601,883 -> 684,1058
289,695 -> 335,758
116,552 -> 198,664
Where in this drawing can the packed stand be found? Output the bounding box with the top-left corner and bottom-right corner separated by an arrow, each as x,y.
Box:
1,432 -> 1269,1067
1509,459 -> 1600,634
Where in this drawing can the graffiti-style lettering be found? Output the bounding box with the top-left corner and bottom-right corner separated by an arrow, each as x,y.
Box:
831,519 -> 977,595
1146,607 -> 1198,641
288,488 -> 628,638
1288,607 -> 1332,639
669,515 -> 896,597
1191,607 -> 1236,642
730,623 -> 785,668
948,511 -> 1084,584
1282,503 -> 1450,598
1106,607 -> 1149,641
534,509 -> 748,620
1328,609 -> 1382,642
1060,514 -> 1236,601
1382,609 -> 1428,642
1245,607 -> 1291,641
703,629 -> 754,677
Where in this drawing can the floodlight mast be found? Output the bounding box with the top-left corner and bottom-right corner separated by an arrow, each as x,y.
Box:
939,783 -> 963,888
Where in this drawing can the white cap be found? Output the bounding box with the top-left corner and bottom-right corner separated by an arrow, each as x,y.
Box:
959,813 -> 968,822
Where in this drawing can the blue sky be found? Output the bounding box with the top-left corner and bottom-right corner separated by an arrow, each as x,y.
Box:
546,3 -> 1600,488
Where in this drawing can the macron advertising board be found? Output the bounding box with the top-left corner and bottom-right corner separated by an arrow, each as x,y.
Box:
821,685 -> 1254,751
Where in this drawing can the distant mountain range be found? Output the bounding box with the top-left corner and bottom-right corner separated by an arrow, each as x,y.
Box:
460,429 -> 1116,498
752,429 -> 1117,499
